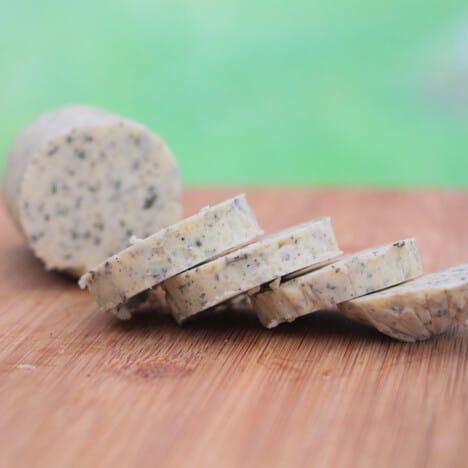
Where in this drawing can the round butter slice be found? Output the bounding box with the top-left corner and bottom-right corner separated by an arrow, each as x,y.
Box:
251,238 -> 422,328
163,217 -> 341,323
79,194 -> 262,311
338,264 -> 468,342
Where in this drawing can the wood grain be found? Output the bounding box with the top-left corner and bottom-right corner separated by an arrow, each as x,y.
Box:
0,188 -> 467,468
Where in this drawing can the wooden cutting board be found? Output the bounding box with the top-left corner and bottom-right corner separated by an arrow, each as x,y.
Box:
1,188 -> 467,468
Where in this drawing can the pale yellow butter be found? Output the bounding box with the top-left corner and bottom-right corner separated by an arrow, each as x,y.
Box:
339,264 -> 468,341
252,238 -> 422,328
3,105 -> 182,277
163,217 -> 341,323
79,194 -> 262,311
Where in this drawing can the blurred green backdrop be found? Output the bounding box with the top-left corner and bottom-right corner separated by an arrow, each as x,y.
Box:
1,0 -> 467,186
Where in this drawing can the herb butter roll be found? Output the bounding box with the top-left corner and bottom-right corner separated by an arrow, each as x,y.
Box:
339,264 -> 468,342
163,217 -> 341,323
79,194 -> 262,312
3,105 -> 181,277
251,239 -> 422,328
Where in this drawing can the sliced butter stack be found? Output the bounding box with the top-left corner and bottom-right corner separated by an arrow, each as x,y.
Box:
251,238 -> 422,328
79,194 -> 262,313
163,217 -> 341,323
338,264 -> 468,342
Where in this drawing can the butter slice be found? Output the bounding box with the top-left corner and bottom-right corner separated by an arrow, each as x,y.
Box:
252,238 -> 422,328
163,217 -> 341,323
79,194 -> 262,311
338,264 -> 468,342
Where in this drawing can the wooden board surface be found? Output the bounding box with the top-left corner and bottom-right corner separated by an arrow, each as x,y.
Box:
1,188 -> 467,468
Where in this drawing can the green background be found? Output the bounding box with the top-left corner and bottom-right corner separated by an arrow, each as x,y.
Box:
1,0 -> 467,187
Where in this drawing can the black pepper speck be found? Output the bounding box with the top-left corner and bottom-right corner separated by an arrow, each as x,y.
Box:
143,187 -> 158,209
50,181 -> 58,195
48,145 -> 59,156
74,148 -> 86,159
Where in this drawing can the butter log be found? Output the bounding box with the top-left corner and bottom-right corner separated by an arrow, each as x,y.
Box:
3,105 -> 182,277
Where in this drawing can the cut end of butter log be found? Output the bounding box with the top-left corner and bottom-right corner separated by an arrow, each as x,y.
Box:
2,105 -> 182,277
79,194 -> 263,312
163,216 -> 342,323
251,238 -> 422,328
338,264 -> 468,342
